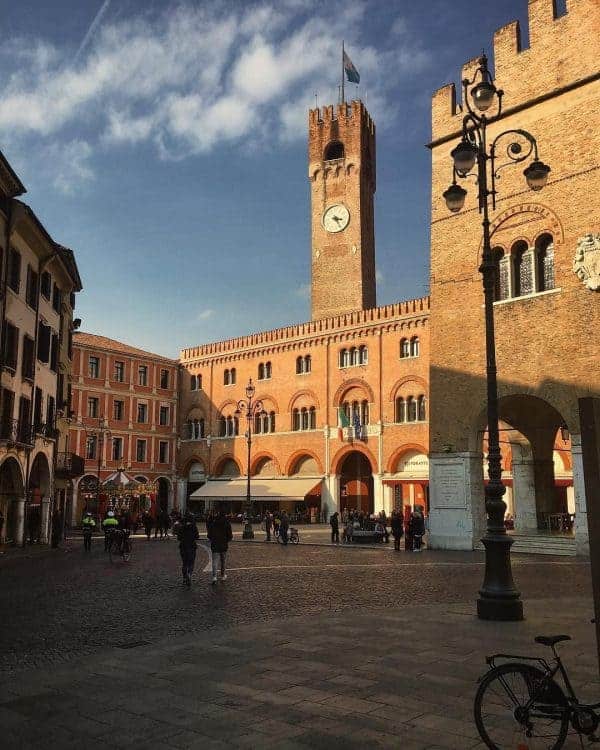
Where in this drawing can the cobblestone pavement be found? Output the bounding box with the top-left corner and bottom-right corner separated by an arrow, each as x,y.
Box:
1,532 -> 592,677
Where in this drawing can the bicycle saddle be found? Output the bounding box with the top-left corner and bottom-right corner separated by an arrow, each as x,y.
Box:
534,635 -> 571,647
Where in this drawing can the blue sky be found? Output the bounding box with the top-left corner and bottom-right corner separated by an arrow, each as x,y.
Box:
0,0 -> 530,358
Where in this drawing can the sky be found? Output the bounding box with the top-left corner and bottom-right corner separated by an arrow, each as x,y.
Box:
0,0 -> 532,358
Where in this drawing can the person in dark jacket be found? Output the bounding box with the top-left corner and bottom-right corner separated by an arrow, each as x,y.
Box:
390,509 -> 403,551
279,511 -> 289,545
177,511 -> 199,586
264,512 -> 273,542
409,508 -> 426,552
207,506 -> 233,584
142,510 -> 153,540
330,512 -> 340,544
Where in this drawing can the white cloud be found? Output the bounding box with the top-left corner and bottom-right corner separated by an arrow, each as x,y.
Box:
48,140 -> 95,194
375,268 -> 384,283
197,308 -> 215,321
294,283 -> 311,299
0,2 -> 431,178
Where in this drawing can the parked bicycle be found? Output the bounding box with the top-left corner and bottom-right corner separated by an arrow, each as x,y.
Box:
276,526 -> 300,544
108,529 -> 132,563
474,630 -> 599,749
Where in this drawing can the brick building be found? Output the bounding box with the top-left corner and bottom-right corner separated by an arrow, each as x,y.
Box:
69,334 -> 178,523
177,101 -> 430,518
0,151 -> 83,545
428,0 -> 599,554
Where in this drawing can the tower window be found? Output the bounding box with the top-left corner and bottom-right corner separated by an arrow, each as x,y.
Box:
324,141 -> 345,161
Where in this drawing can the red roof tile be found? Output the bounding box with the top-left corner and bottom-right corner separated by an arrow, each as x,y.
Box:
74,332 -> 177,364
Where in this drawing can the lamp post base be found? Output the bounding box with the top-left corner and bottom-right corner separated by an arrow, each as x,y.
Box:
242,522 -> 254,540
477,534 -> 523,621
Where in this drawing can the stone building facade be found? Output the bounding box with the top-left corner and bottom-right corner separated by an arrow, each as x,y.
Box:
428,0 -> 600,554
0,152 -> 82,545
69,334 -> 179,523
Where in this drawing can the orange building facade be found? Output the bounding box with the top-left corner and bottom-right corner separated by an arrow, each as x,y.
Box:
69,333 -> 179,523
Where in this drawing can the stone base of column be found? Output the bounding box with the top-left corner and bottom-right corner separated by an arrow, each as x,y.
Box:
477,534 -> 523,621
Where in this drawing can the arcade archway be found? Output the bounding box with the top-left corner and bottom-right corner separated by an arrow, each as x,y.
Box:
339,451 -> 374,515
28,452 -> 51,543
0,457 -> 24,543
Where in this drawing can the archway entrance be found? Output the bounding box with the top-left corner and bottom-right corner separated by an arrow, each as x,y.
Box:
0,457 -> 24,543
157,477 -> 170,512
339,451 -> 374,515
479,395 -> 573,536
28,452 -> 51,544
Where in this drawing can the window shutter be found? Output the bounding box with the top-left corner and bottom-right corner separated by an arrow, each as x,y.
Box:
37,322 -> 51,363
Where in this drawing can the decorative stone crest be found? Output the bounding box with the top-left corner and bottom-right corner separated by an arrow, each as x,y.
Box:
573,233 -> 600,291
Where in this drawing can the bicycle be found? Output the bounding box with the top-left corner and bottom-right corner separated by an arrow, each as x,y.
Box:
277,527 -> 299,545
108,529 -> 133,562
474,631 -> 599,749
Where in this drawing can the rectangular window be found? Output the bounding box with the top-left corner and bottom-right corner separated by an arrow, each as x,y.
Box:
34,387 -> 43,430
18,396 -> 31,443
114,361 -> 125,382
26,266 -> 38,308
37,321 -> 51,363
87,397 -> 99,418
137,402 -> 148,423
159,405 -> 169,426
2,321 -> 19,371
138,365 -> 148,386
50,333 -> 59,373
113,400 -> 124,421
69,291 -> 76,309
41,271 -> 52,299
52,283 -> 61,313
8,247 -> 21,293
86,435 -> 97,460
47,395 -> 55,432
136,440 -> 147,462
21,335 -> 35,380
112,437 -> 123,461
89,356 -> 100,379
158,440 -> 168,464
160,369 -> 169,389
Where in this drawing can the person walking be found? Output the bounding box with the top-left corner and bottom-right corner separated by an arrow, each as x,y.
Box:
142,510 -> 153,540
390,509 -> 403,551
409,507 -> 425,552
207,506 -> 233,584
264,512 -> 273,542
102,510 -> 118,551
82,511 -> 96,552
330,512 -> 340,544
177,511 -> 199,586
279,511 -> 289,545
51,507 -> 62,549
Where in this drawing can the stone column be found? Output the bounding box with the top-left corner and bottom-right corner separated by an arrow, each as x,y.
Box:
71,484 -> 80,527
177,478 -> 187,513
428,452 -> 486,550
40,497 -> 51,543
15,498 -> 25,546
511,444 -> 538,532
322,474 -> 339,518
372,474 -> 385,514
571,434 -> 589,557
532,458 -> 556,518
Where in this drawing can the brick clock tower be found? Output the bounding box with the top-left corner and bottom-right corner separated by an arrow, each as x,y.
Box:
308,100 -> 376,320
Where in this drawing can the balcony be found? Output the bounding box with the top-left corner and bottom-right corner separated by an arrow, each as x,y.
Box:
0,419 -> 33,446
55,452 -> 85,479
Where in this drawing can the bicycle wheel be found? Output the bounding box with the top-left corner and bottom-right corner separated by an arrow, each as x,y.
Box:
291,533 -> 299,545
474,663 -> 569,750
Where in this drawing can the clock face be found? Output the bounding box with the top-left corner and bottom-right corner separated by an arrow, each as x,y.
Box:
322,204 -> 350,233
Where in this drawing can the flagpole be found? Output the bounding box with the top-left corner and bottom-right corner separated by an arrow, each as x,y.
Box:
341,40 -> 345,104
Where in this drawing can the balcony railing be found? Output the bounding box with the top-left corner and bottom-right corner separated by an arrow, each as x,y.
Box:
55,452 -> 85,479
0,418 -> 33,446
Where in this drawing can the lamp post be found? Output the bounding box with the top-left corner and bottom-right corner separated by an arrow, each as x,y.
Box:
84,416 -> 112,521
442,54 -> 550,621
235,379 -> 266,540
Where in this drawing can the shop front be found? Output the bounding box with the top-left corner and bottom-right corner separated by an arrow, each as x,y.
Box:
385,450 -> 429,514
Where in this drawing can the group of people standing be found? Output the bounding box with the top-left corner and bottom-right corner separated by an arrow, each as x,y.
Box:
262,511 -> 290,543
331,506 -> 427,552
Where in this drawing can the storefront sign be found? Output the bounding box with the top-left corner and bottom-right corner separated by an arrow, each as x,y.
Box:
397,452 -> 429,475
188,462 -> 205,483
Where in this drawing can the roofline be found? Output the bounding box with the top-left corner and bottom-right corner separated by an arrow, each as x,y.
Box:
0,149 -> 26,197
73,332 -> 178,364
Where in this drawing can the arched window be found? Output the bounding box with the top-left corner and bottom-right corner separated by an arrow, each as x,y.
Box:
400,338 -> 410,358
492,247 -> 509,301
361,400 -> 369,425
309,406 -> 316,429
186,420 -> 193,439
269,411 -> 276,433
359,345 -> 368,364
265,362 -> 272,378
512,241 -> 533,297
324,140 -> 345,160
395,397 -> 406,423
300,407 -> 308,431
258,363 -> 264,380
190,374 -> 197,391
254,413 -> 262,434
536,234 -> 555,292
230,368 -> 236,385
418,396 -> 427,422
296,356 -> 302,374
351,347 -> 360,366
219,416 -> 226,437
339,349 -> 349,368
292,408 -> 300,431
407,396 -> 417,422
410,337 -> 419,357
226,416 -> 233,436
224,369 -> 230,386
304,355 -> 311,373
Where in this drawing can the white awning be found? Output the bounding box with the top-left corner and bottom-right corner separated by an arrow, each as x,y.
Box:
189,477 -> 322,501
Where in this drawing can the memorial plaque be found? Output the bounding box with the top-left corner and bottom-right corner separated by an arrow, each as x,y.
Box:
433,462 -> 466,509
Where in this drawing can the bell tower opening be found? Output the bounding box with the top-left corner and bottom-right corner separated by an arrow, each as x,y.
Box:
309,100 -> 376,321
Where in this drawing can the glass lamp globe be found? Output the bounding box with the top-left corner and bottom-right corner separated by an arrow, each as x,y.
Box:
523,160 -> 551,191
471,81 -> 496,112
450,141 -> 477,176
443,183 -> 467,213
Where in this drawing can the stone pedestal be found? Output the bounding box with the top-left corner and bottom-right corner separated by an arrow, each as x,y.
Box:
40,497 -> 51,543
428,452 -> 486,550
511,445 -> 538,532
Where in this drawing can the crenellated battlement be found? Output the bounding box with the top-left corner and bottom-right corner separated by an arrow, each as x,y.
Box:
309,100 -> 375,135
180,296 -> 430,362
431,0 -> 600,143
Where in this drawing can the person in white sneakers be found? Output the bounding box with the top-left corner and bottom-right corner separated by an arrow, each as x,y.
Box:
206,505 -> 233,584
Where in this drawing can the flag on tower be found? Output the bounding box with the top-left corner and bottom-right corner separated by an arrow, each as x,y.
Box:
343,50 -> 360,84
338,407 -> 350,441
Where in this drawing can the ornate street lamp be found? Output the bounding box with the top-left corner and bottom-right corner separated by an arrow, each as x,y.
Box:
235,379 -> 266,540
442,54 -> 551,621
83,416 -> 112,521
